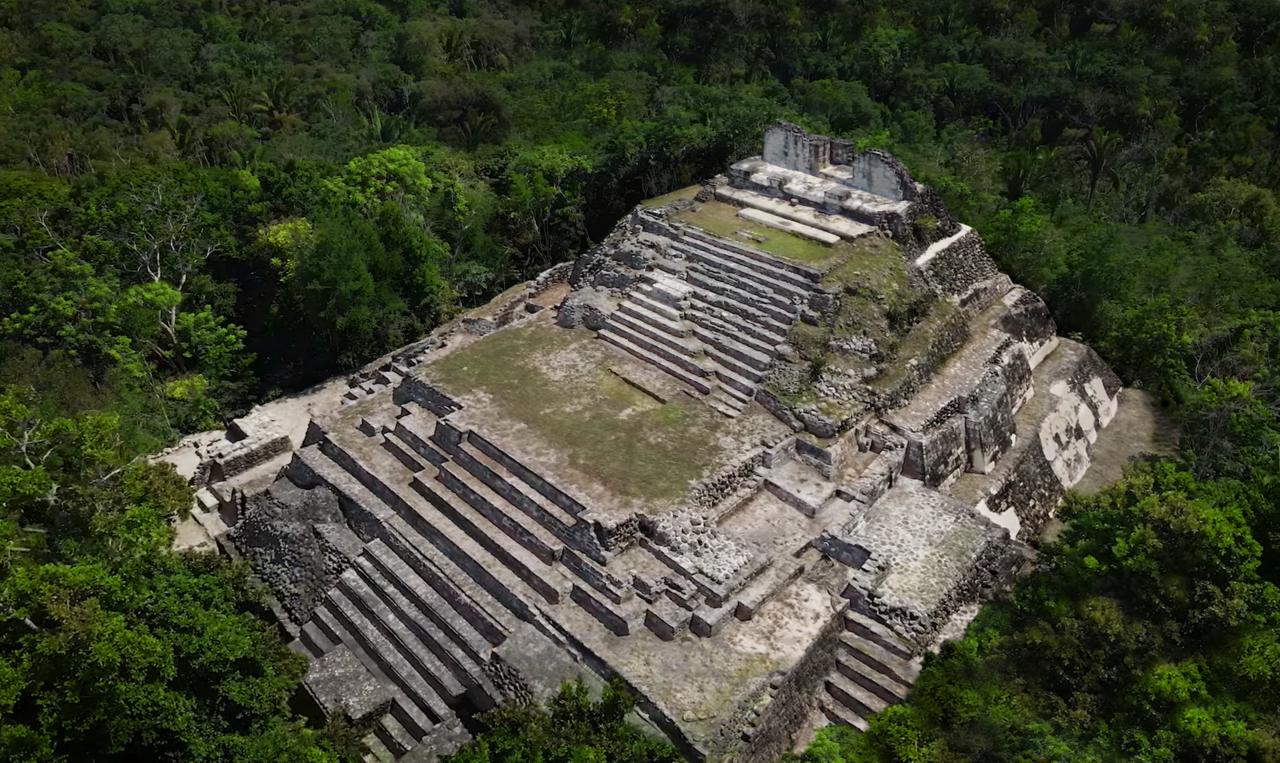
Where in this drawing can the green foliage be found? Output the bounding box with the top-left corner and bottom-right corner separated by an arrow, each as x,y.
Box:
0,383 -> 347,761
446,680 -> 679,763
6,0 -> 1280,759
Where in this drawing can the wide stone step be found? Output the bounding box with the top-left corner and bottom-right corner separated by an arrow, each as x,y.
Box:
308,440 -> 543,623
826,669 -> 889,718
686,304 -> 786,352
435,461 -> 564,565
362,729 -> 396,763
630,289 -> 684,322
686,285 -> 793,338
366,538 -> 502,654
610,310 -> 699,359
456,440 -> 580,530
819,693 -> 870,732
392,415 -> 449,467
351,554 -> 497,699
839,631 -> 919,686
600,320 -> 709,378
682,227 -> 823,285
711,362 -> 759,399
324,585 -> 457,721
705,390 -> 745,418
733,559 -> 804,620
598,329 -> 715,395
374,713 -> 416,758
335,569 -> 467,701
739,206 -> 841,244
382,495 -> 531,631
687,260 -> 801,319
466,432 -> 590,520
716,185 -> 876,239
618,299 -> 690,339
412,474 -> 568,605
685,263 -> 797,324
679,229 -> 822,291
311,604 -> 436,739
692,325 -> 773,372
380,434 -> 429,473
570,583 -> 632,636
836,649 -> 909,704
298,621 -> 334,657
706,346 -> 765,387
844,608 -> 914,661
673,239 -> 815,300
293,447 -> 510,643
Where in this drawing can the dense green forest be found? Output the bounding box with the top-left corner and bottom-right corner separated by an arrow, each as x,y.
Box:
3,0 -> 1280,760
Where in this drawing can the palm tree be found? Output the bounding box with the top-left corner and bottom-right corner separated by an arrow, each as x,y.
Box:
1069,127 -> 1125,208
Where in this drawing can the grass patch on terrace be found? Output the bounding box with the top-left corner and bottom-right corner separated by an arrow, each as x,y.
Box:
641,184 -> 700,208
426,321 -> 734,504
671,199 -> 846,267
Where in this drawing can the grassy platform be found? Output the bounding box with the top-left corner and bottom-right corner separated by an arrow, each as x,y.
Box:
426,321 -> 740,505
671,199 -> 848,267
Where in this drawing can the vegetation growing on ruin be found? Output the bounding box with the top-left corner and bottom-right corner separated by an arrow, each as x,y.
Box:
446,680 -> 678,763
3,0 -> 1280,759
427,321 -> 736,504
670,199 -> 846,266
641,185 -> 701,210
0,383 -> 357,761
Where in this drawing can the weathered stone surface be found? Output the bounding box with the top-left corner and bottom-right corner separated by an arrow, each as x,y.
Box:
305,645 -> 393,723
228,480 -> 361,624
555,286 -> 614,330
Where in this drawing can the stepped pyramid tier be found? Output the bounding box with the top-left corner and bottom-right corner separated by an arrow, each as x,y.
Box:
160,124 -> 1143,762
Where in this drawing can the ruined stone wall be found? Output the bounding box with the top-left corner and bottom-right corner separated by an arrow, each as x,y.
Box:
901,415 -> 968,487
689,449 -> 769,510
392,378 -> 462,417
917,229 -> 999,297
860,528 -> 1026,651
192,434 -> 292,486
739,607 -> 847,763
872,306 -> 971,413
760,123 -> 918,203
228,483 -> 363,625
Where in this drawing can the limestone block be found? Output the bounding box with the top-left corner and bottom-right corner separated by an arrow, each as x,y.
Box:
901,417 -> 966,487
964,372 -> 1016,474
305,645 -> 393,723
555,287 -> 614,330
690,603 -> 733,637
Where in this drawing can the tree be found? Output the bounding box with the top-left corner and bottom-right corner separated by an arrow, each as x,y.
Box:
291,211 -> 407,370
1066,128 -> 1125,209
446,679 -> 679,763
0,384 -> 347,762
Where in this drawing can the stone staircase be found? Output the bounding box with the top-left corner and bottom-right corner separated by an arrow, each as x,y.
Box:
344,362 -> 414,406
285,404 -> 682,757
818,608 -> 921,732
598,229 -> 821,417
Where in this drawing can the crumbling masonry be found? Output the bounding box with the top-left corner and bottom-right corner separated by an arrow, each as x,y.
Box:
163,124 -> 1125,762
